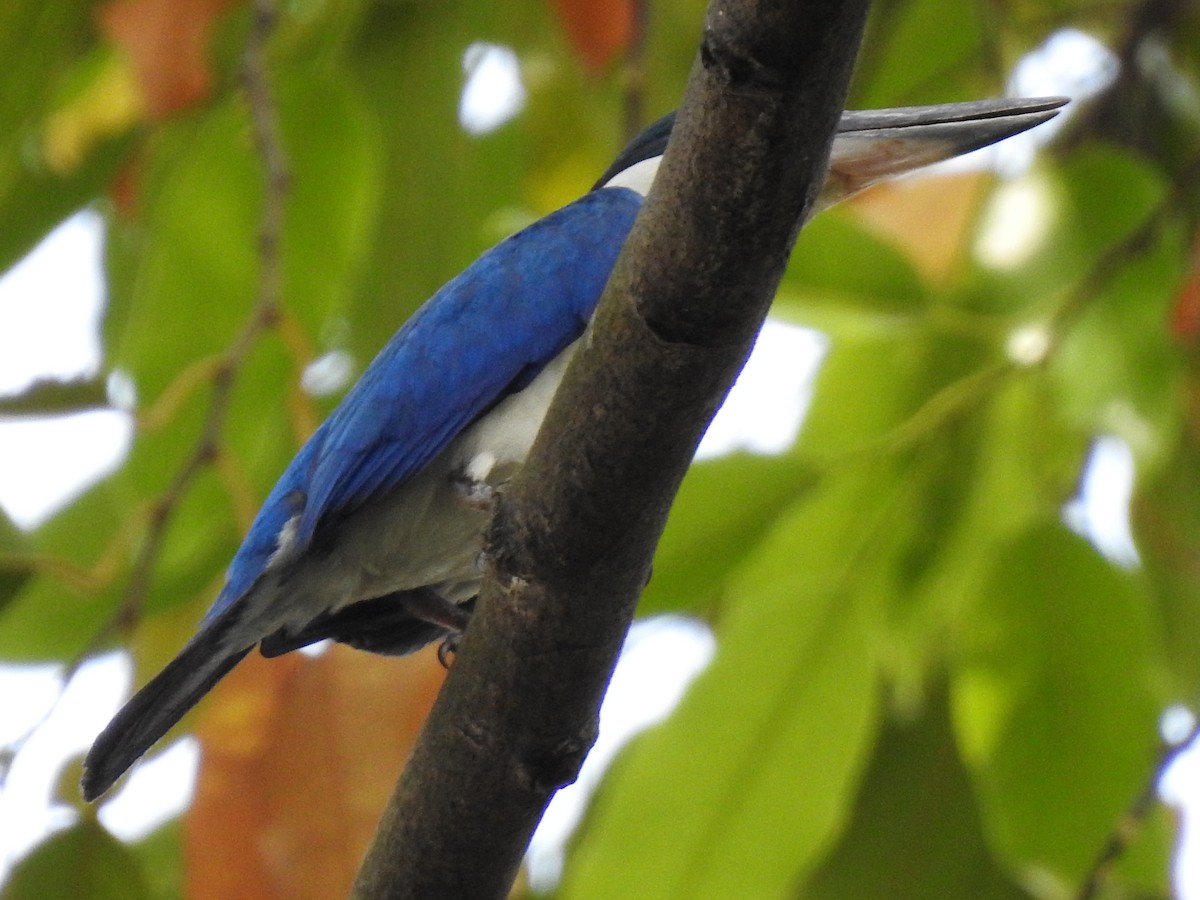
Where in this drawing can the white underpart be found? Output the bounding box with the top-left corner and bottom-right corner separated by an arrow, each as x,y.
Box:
465,450 -> 498,484
456,342 -> 579,478
601,156 -> 661,197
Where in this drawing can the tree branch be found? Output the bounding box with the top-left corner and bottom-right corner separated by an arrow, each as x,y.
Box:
352,0 -> 869,896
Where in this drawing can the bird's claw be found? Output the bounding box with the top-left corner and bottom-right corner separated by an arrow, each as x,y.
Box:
437,634 -> 460,668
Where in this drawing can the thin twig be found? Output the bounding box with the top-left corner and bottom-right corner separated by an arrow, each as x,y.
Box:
621,0 -> 650,143
1045,157 -> 1198,348
1076,718 -> 1200,900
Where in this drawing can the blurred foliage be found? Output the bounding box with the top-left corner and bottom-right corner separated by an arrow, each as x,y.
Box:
1,0 -> 1199,897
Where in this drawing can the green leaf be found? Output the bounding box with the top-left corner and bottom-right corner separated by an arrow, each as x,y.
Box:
780,206 -> 928,316
0,0 -> 115,274
129,821 -> 183,900
640,451 -> 816,615
563,468 -> 891,899
344,0 -> 528,362
1134,427 -> 1200,697
1049,214 -> 1185,455
104,103 -> 260,401
0,574 -> 117,662
0,505 -> 30,615
799,689 -> 1029,900
0,474 -> 127,660
794,322 -> 995,465
275,65 -> 383,339
790,323 -> 925,461
854,0 -> 987,107
106,65 -> 379,392
970,146 -> 1168,317
1,820 -> 152,900
894,376 -> 1090,679
951,524 -> 1164,886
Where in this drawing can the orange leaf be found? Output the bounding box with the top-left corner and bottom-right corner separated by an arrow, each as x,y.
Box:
186,645 -> 445,899
97,0 -> 241,118
109,155 -> 142,217
548,0 -> 634,72
849,172 -> 991,284
1170,234 -> 1200,345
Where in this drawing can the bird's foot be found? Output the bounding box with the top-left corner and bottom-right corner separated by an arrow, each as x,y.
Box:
397,588 -> 472,633
396,589 -> 473,668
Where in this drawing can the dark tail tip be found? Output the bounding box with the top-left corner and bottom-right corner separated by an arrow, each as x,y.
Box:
82,626 -> 251,801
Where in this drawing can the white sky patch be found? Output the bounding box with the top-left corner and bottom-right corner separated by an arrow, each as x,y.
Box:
1010,29 -> 1119,110
1161,709 -> 1200,900
525,615 -> 716,891
459,43 -> 526,136
1062,435 -> 1140,568
99,737 -> 198,841
105,369 -> 137,412
996,29 -> 1119,177
0,411 -> 132,530
300,349 -> 355,397
0,210 -> 132,530
0,211 -> 105,395
975,174 -> 1056,270
0,653 -> 129,882
697,320 -> 826,460
0,665 -> 63,747
1163,706 -> 1197,747
1005,322 -> 1053,367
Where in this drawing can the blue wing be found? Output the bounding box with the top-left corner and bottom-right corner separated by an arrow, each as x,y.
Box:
208,187 -> 643,618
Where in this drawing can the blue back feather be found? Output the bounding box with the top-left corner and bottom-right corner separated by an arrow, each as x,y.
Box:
207,188 -> 643,619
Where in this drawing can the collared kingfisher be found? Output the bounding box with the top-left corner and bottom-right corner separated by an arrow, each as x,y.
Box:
83,96 -> 1065,800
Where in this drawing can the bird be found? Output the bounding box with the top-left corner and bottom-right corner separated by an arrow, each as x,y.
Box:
82,96 -> 1066,801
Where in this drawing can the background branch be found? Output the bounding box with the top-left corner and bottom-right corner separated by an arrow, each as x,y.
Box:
98,0 -> 291,644
1076,720 -> 1200,899
352,0 -> 870,896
